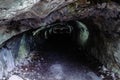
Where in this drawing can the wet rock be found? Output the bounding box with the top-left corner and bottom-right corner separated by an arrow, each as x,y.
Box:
0,0 -> 40,19
8,75 -> 23,80
0,61 -> 3,79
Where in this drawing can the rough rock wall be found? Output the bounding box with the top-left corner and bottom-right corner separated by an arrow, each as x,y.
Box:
83,7 -> 120,74
0,0 -> 40,19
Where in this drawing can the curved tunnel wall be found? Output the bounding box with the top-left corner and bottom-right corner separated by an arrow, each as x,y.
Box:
80,17 -> 120,74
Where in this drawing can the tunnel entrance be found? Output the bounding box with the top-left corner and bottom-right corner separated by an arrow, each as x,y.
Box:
0,21 -> 105,80
32,21 -> 101,72
18,21 -> 103,80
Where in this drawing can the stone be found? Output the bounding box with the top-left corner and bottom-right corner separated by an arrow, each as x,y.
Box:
8,75 -> 23,80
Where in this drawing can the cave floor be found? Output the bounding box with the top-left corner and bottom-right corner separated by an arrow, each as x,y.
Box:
7,48 -> 118,80
6,39 -> 119,80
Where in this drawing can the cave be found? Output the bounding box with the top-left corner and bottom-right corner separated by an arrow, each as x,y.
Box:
18,20 -> 104,80
0,20 -> 114,80
0,0 -> 120,80
32,20 -> 97,66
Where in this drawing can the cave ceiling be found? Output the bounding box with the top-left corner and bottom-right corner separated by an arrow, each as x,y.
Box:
0,0 -> 119,46
0,0 -> 77,46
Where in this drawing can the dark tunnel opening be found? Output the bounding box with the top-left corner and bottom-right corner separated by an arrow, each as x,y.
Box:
8,19 -> 118,80
32,20 -> 102,73
0,20 -> 108,80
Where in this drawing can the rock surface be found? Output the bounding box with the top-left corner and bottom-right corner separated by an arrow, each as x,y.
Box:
8,75 -> 23,80
0,0 -> 120,79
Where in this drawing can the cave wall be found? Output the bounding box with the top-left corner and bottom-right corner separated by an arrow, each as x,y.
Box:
84,15 -> 120,74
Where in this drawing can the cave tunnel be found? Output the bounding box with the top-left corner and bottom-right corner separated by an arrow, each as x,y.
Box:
0,18 -> 120,80
0,20 -> 106,80
32,20 -> 95,65
0,1 -> 120,80
1,17 -> 119,80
